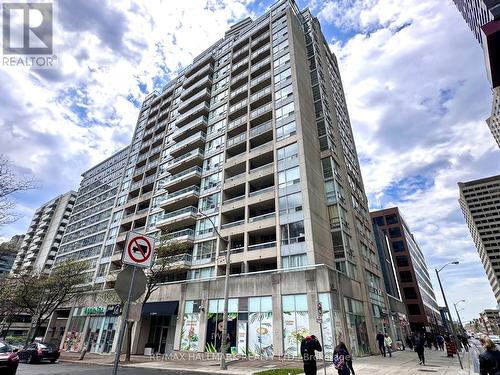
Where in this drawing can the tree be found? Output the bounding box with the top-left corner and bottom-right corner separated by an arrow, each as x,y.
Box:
0,155 -> 36,227
123,231 -> 190,361
10,260 -> 89,344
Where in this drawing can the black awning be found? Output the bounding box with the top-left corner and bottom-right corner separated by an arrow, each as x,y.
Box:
142,301 -> 179,316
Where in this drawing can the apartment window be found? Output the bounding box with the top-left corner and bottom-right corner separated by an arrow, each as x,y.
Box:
385,214 -> 398,224
277,142 -> 298,162
281,220 -> 305,245
372,217 -> 385,226
275,83 -> 293,102
392,240 -> 405,252
399,271 -> 413,283
273,53 -> 290,69
194,239 -> 216,260
203,153 -> 224,171
279,192 -> 302,215
274,67 -> 291,84
188,266 -> 214,280
205,135 -> 224,153
201,172 -> 221,191
388,227 -> 401,238
107,227 -> 118,240
276,120 -> 296,140
97,263 -> 109,277
395,256 -> 409,267
196,215 -> 218,235
213,76 -> 229,91
198,192 -> 220,211
407,304 -> 421,315
111,211 -> 122,223
207,118 -> 226,135
272,39 -> 289,55
275,102 -> 294,121
208,103 -> 227,120
272,27 -> 288,41
210,89 -> 228,106
403,287 -> 418,299
321,158 -> 333,179
278,166 -> 300,189
102,245 -> 114,258
282,254 -> 307,269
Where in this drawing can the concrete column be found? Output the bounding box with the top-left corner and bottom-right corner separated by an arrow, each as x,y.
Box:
197,297 -> 209,352
271,274 -> 283,356
173,287 -> 187,351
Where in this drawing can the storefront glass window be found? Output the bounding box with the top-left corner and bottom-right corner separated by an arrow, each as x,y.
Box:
180,301 -> 200,352
282,294 -> 309,357
247,296 -> 273,357
344,297 -> 370,356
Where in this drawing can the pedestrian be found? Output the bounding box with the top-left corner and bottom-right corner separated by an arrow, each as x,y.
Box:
333,342 -> 355,375
436,334 -> 444,351
300,335 -> 322,375
445,335 -> 456,358
414,332 -> 425,365
384,333 -> 393,358
479,335 -> 500,375
461,335 -> 469,352
425,333 -> 433,350
376,331 -> 385,357
406,335 -> 413,350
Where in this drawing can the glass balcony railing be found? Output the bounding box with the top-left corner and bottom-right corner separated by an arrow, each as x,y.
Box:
165,185 -> 200,201
249,120 -> 272,138
167,148 -> 204,166
159,206 -> 198,221
248,212 -> 275,223
165,166 -> 202,184
248,241 -> 276,251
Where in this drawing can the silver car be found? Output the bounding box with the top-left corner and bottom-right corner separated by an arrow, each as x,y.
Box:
489,335 -> 500,344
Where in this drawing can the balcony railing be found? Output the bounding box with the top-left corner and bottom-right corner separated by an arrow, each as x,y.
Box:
250,56 -> 271,73
250,71 -> 271,88
160,206 -> 198,221
248,212 -> 275,223
228,99 -> 248,114
225,171 -> 246,184
248,241 -> 276,251
221,219 -> 245,229
251,44 -> 270,60
250,103 -> 272,119
169,228 -> 195,240
227,115 -> 247,131
165,166 -> 202,184
250,86 -> 272,104
248,186 -> 274,197
251,31 -> 270,47
231,70 -> 249,85
170,131 -> 206,153
230,84 -> 248,99
249,120 -> 272,138
222,195 -> 245,205
165,185 -> 200,200
167,148 -> 204,166
227,132 -> 246,148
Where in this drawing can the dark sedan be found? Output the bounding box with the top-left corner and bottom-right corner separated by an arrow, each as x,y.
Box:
0,341 -> 19,375
18,342 -> 60,364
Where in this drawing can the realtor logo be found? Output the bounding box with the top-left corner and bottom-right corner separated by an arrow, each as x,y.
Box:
2,2 -> 53,55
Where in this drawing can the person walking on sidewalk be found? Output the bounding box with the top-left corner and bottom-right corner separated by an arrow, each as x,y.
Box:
333,342 -> 355,375
445,335 -> 456,358
406,335 -> 413,350
384,333 -> 393,357
436,334 -> 444,351
414,332 -> 425,365
479,335 -> 500,375
300,335 -> 322,375
376,331 -> 385,357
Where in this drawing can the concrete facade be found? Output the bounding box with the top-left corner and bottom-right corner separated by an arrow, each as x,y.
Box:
11,191 -> 76,274
459,175 -> 500,307
53,0 -> 406,359
0,234 -> 23,276
487,87 -> 500,147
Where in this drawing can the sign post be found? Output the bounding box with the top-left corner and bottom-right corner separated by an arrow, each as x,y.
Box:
111,232 -> 155,375
317,302 -> 327,375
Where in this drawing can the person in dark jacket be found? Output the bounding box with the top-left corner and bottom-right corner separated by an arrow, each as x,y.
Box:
406,335 -> 414,350
376,332 -> 385,356
333,342 -> 355,375
300,335 -> 322,375
414,332 -> 425,365
479,335 -> 500,375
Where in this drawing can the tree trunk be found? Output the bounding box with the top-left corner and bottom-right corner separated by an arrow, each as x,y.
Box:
125,321 -> 135,362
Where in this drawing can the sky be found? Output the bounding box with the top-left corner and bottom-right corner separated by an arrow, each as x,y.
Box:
0,0 -> 499,322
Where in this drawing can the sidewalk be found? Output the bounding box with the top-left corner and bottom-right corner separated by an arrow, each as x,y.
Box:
60,347 -> 471,375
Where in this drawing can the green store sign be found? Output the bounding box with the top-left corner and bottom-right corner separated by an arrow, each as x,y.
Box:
84,306 -> 106,315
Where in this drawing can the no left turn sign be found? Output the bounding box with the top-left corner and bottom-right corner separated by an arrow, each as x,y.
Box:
122,232 -> 156,268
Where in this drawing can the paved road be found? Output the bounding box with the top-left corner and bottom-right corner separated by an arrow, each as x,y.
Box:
16,362 -> 204,375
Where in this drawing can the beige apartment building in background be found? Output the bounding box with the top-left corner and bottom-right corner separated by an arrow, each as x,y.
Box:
459,175 -> 500,308
11,191 -> 76,274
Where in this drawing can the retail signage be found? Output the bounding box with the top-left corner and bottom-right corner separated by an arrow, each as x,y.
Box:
122,232 -> 156,268
106,304 -> 122,316
84,306 -> 106,315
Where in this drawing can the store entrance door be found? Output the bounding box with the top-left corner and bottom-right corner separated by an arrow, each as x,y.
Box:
158,327 -> 169,354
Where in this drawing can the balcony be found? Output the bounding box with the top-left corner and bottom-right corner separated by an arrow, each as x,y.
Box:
230,70 -> 249,89
249,86 -> 272,108
156,206 -> 198,230
232,46 -> 249,64
229,84 -> 248,104
160,185 -> 200,211
248,162 -> 274,181
165,148 -> 204,174
183,64 -> 213,89
163,166 -> 202,191
173,116 -> 208,143
228,98 -> 248,120
231,57 -> 249,75
227,115 -> 247,138
251,31 -> 270,48
250,44 -> 270,63
184,53 -> 214,78
250,102 -> 272,124
156,252 -> 192,270
176,102 -> 210,128
249,120 -> 272,138
178,88 -> 211,114
250,71 -> 272,92
250,56 -> 271,77
180,76 -> 212,101
170,131 -> 206,158
168,228 -> 195,245
221,219 -> 245,229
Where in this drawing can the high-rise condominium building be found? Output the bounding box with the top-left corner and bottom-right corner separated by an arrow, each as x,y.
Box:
54,147 -> 129,289
371,208 -> 441,332
452,0 -> 500,147
0,235 -> 24,276
11,191 -> 76,274
60,0 -> 394,357
480,308 -> 500,334
458,175 -> 500,306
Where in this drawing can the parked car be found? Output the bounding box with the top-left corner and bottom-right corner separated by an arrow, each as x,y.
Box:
18,342 -> 60,363
0,341 -> 19,375
489,335 -> 500,345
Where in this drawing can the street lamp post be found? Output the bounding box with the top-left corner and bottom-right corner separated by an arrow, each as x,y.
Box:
454,300 -> 466,334
435,261 -> 463,369
197,210 -> 230,370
